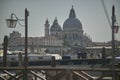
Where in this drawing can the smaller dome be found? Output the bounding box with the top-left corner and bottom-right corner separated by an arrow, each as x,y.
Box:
50,18 -> 62,32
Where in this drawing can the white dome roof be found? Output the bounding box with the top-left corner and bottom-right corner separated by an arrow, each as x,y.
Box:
63,6 -> 83,31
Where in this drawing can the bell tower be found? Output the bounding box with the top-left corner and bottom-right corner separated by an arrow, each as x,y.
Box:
44,19 -> 50,36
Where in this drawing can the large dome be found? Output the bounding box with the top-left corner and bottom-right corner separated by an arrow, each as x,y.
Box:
63,6 -> 83,31
63,18 -> 82,31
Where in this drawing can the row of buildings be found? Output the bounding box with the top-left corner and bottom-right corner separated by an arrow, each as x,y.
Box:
7,6 -> 119,57
8,6 -> 92,54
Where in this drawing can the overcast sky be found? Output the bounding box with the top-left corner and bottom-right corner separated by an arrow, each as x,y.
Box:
0,0 -> 120,44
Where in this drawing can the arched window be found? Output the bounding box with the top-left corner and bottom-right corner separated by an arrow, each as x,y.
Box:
75,33 -> 78,39
73,33 -> 75,39
64,34 -> 67,39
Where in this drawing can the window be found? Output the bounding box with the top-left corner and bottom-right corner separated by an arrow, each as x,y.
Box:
38,57 -> 43,59
11,58 -> 16,61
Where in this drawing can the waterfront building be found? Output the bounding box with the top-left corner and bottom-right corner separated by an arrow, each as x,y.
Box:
8,31 -> 63,53
8,6 -> 92,54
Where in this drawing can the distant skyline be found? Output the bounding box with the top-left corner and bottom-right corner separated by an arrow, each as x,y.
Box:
0,0 -> 120,44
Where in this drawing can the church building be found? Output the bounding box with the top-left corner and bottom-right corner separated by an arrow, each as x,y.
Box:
44,6 -> 92,48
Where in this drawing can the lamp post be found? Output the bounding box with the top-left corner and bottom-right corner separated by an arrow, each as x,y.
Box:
6,8 -> 29,80
111,5 -> 115,80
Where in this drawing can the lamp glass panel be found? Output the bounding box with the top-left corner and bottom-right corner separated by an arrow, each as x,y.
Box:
6,19 -> 17,28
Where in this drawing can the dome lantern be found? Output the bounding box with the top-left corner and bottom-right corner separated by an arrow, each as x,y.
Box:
69,5 -> 76,18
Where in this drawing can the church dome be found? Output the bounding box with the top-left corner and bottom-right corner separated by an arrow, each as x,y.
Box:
50,17 -> 62,32
63,6 -> 82,31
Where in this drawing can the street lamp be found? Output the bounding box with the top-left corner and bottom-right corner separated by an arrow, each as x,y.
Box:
6,18 -> 17,28
6,8 -> 29,80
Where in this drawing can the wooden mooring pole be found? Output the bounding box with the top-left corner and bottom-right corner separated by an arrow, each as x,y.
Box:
3,35 -> 8,67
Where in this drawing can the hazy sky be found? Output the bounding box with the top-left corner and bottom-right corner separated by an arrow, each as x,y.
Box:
0,0 -> 120,44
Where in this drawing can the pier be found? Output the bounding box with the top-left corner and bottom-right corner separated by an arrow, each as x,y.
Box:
0,59 -> 120,80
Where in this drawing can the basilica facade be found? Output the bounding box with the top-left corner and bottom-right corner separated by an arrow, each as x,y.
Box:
44,6 -> 92,48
